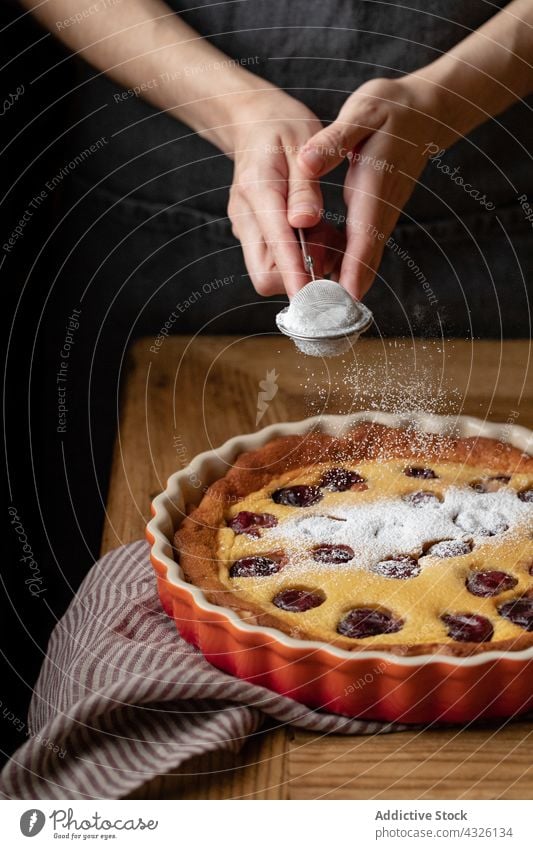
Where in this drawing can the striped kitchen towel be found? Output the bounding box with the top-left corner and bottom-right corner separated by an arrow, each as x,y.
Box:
0,540 -> 412,799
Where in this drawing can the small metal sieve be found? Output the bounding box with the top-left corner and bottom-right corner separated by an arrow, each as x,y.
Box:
275,229 -> 373,357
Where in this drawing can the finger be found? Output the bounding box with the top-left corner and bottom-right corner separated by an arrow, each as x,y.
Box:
234,201 -> 285,295
339,164 -> 392,299
341,154 -> 416,299
298,97 -> 387,178
250,185 -> 309,296
286,158 -> 323,229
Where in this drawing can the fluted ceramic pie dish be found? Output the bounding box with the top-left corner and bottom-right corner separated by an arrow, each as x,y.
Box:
147,412 -> 533,723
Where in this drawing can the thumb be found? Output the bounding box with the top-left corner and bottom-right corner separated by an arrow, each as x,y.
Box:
286,160 -> 323,228
298,98 -> 387,178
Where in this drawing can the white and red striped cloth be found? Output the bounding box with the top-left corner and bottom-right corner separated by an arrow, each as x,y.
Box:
0,541 -> 411,799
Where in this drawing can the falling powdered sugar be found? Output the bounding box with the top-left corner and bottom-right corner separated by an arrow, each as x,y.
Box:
300,343 -> 462,422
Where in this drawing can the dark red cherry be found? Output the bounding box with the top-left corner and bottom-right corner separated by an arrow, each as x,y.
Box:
518,489 -> 533,503
403,491 -> 441,507
478,522 -> 509,537
498,597 -> 533,631
320,468 -> 367,491
337,607 -> 403,638
228,511 -> 278,536
312,543 -> 355,564
466,570 -> 518,597
442,613 -> 494,642
404,466 -> 438,479
470,475 -> 511,493
370,555 -> 421,579
272,588 -> 325,612
425,539 -> 472,558
229,556 -> 283,578
271,485 -> 322,507
529,562 -> 533,576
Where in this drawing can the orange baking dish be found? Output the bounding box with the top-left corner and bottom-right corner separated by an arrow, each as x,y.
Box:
147,412 -> 533,724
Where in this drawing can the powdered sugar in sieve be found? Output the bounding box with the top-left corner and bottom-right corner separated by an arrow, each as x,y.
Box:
276,278 -> 373,357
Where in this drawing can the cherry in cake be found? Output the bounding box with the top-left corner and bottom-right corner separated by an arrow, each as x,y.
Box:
273,588 -> 325,612
402,491 -> 441,507
272,485 -> 322,507
425,539 -> 473,558
228,511 -> 278,536
229,555 -> 283,578
320,468 -> 367,491
477,522 -> 509,537
404,466 -> 438,479
337,607 -> 403,638
442,613 -> 494,643
466,570 -> 517,597
312,544 -> 354,564
470,475 -> 511,493
498,597 -> 533,631
370,555 -> 421,579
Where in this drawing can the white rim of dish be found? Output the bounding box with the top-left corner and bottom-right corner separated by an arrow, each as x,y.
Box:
147,411 -> 533,668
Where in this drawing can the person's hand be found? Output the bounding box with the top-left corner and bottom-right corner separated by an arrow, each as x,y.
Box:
297,76 -> 449,299
228,91 -> 344,296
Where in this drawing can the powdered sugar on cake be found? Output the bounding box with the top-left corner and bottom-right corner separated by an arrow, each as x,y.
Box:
265,487 -> 532,572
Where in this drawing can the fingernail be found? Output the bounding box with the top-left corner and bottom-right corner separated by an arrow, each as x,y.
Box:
300,148 -> 325,175
290,203 -> 319,218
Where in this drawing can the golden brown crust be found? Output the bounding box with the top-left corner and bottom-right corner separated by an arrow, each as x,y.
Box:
174,423 -> 533,656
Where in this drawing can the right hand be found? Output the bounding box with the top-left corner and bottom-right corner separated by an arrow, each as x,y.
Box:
297,76 -> 450,300
228,92 -> 344,296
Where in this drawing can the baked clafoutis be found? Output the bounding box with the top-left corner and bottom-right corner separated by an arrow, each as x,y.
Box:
174,424 -> 533,656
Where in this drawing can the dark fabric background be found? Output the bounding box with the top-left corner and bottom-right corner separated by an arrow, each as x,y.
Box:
2,0 -> 532,764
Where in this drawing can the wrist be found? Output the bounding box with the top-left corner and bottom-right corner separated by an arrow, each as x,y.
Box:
198,75 -> 291,156
230,86 -> 302,137
396,73 -> 458,152
402,65 -> 488,150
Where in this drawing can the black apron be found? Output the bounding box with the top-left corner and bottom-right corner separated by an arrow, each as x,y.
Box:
58,0 -> 533,339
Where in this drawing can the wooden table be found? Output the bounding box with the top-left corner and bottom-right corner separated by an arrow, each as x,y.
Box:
101,336 -> 533,799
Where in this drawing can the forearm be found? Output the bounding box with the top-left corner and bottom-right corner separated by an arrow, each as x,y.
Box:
407,0 -> 533,147
21,0 -> 275,154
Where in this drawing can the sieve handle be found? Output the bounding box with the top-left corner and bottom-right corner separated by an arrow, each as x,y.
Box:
297,228 -> 316,281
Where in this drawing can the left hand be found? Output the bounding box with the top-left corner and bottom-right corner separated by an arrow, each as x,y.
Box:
297,76 -> 448,299
228,91 -> 348,296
